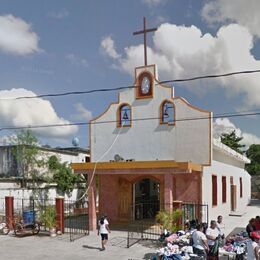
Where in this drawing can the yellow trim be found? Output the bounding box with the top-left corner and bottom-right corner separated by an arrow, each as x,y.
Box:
72,160 -> 202,172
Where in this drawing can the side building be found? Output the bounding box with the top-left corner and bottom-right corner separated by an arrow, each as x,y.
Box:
0,145 -> 90,199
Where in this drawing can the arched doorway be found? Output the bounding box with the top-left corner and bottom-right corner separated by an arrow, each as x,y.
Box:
134,178 -> 160,219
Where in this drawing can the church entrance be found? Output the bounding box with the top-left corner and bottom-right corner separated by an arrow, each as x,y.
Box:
134,178 -> 160,219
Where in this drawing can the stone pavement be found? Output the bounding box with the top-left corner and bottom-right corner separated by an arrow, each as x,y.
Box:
0,200 -> 259,260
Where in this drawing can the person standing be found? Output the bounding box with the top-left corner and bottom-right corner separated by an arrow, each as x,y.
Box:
97,216 -> 111,251
216,216 -> 225,237
206,220 -> 220,259
192,223 -> 209,258
216,215 -> 225,246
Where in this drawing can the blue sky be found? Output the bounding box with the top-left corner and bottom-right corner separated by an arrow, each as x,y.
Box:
0,0 -> 259,148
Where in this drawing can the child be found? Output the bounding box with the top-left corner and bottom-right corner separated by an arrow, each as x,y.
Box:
97,216 -> 111,251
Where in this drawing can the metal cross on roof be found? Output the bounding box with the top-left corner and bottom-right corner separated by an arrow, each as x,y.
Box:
133,17 -> 157,66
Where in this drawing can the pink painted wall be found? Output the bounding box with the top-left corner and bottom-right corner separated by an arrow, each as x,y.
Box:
174,175 -> 200,203
99,175 -> 119,222
98,173 -> 201,223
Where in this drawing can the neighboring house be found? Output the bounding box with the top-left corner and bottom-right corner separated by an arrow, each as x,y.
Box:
0,145 -> 89,199
72,64 -> 251,230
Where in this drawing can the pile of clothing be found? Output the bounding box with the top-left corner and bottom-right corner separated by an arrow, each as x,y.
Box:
155,243 -> 195,259
155,230 -> 202,259
219,231 -> 250,258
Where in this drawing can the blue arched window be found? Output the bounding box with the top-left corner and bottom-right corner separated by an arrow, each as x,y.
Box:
118,104 -> 131,127
161,101 -> 175,124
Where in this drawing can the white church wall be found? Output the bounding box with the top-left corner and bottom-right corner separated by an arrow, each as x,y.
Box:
202,160 -> 251,221
174,97 -> 212,165
91,84 -> 177,162
91,71 -> 211,164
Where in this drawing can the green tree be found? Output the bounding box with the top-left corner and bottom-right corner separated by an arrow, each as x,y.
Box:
48,155 -> 79,196
220,130 -> 245,154
10,130 -> 45,188
245,144 -> 260,175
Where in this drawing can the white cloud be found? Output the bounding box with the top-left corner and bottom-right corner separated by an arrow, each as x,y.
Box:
73,103 -> 92,121
0,88 -> 78,139
66,54 -> 89,68
101,23 -> 260,108
202,0 -> 260,38
47,9 -> 69,19
0,14 -> 40,55
100,36 -> 121,59
213,118 -> 260,147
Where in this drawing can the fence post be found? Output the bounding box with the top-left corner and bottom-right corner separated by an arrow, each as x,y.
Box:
5,196 -> 14,229
56,197 -> 64,233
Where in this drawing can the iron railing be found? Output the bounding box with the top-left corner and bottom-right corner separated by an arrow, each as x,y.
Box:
127,201 -> 208,248
64,199 -> 89,242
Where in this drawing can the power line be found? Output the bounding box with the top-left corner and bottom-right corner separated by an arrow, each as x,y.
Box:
160,69 -> 260,84
0,110 -> 259,132
0,69 -> 260,101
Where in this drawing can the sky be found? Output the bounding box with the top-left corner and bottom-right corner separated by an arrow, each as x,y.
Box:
0,0 -> 259,149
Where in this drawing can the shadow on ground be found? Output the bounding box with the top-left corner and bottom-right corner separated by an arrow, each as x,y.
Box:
82,245 -> 102,250
249,199 -> 260,206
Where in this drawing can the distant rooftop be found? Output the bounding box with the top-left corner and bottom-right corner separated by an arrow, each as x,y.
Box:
0,144 -> 90,156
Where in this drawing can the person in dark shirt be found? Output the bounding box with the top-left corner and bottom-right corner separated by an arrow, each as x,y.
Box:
255,216 -> 260,231
246,218 -> 256,238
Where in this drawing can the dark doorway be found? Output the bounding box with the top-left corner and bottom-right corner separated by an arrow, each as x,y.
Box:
134,178 -> 160,219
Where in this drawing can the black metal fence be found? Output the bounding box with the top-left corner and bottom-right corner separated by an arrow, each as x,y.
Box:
64,199 -> 89,242
0,196 -> 89,241
127,202 -> 208,248
182,203 -> 208,225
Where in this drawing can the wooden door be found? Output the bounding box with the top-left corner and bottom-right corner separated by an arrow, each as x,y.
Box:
118,178 -> 132,221
230,184 -> 237,211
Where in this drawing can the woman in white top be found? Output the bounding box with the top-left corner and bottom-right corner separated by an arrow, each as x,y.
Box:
97,216 -> 111,251
206,220 -> 220,259
192,223 -> 209,258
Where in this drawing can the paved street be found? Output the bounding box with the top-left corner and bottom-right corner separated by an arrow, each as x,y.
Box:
0,200 -> 259,260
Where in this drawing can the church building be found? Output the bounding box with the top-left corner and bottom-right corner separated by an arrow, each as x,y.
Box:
72,63 -> 251,230
72,19 -> 251,230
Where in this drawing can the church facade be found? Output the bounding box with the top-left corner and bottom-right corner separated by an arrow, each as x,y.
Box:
72,64 -> 251,230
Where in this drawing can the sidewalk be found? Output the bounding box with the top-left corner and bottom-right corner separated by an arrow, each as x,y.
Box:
0,200 -> 259,260
224,199 -> 260,236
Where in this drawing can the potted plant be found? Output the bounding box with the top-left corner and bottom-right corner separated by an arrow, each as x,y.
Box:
156,208 -> 182,233
40,205 -> 56,237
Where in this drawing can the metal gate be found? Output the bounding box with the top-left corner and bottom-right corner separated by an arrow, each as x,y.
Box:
127,203 -> 162,248
182,202 -> 208,225
64,200 -> 89,242
127,202 -> 208,248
